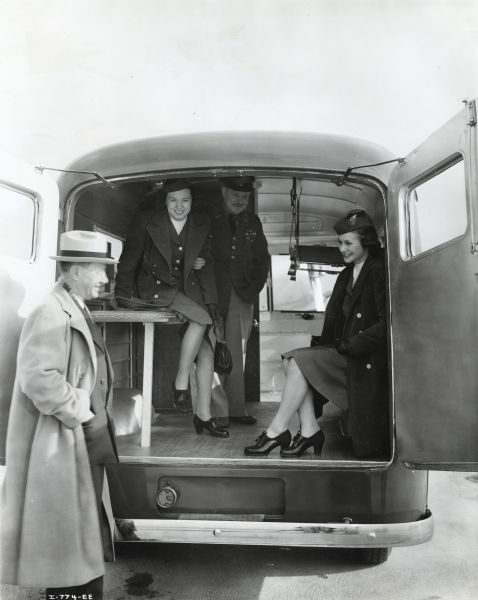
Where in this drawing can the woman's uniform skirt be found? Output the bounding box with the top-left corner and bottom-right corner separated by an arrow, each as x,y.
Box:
115,290 -> 213,340
282,345 -> 347,411
167,291 -> 212,326
118,290 -> 211,326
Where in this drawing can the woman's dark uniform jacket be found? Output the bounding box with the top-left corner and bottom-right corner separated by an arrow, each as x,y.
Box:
315,254 -> 389,457
115,207 -> 217,308
210,208 -> 269,315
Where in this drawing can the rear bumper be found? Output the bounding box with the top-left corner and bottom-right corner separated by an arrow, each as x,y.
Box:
115,512 -> 434,548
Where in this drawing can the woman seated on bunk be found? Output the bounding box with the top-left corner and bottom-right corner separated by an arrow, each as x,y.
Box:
115,179 -> 228,439
244,209 -> 389,459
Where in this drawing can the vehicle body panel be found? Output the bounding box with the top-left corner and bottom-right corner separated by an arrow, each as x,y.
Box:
2,103 -> 476,549
0,152 -> 58,461
387,100 -> 478,470
57,131 -> 396,199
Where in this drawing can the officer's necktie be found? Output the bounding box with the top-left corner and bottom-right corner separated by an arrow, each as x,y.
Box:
228,214 -> 238,234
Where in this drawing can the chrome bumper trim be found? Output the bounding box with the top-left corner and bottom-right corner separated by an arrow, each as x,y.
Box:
115,514 -> 434,548
117,454 -> 389,469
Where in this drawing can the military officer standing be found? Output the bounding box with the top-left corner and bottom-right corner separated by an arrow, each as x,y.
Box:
210,177 -> 270,426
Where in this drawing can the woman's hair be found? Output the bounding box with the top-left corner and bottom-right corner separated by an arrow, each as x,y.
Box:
157,179 -> 193,208
162,179 -> 192,197
354,225 -> 383,257
333,209 -> 383,257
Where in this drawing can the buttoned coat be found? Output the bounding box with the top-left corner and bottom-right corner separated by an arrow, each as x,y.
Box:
210,208 -> 269,315
318,254 -> 389,457
115,207 -> 217,307
0,285 -> 115,588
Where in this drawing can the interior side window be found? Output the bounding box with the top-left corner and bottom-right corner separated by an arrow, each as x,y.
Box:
0,184 -> 36,261
270,255 -> 341,311
93,227 -> 124,294
403,158 -> 467,258
93,227 -> 124,263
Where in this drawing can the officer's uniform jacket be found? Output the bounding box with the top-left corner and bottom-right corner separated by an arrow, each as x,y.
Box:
115,207 -> 217,307
210,208 -> 269,314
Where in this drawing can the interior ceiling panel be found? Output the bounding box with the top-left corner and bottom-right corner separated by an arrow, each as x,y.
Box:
257,176 -> 384,242
72,172 -> 384,251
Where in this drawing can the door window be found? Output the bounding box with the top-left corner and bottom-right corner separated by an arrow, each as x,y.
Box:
0,184 -> 36,261
401,157 -> 467,259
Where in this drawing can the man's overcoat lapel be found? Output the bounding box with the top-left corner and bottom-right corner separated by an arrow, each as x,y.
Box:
52,284 -> 98,380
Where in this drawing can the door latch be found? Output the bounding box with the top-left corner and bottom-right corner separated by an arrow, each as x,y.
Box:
463,99 -> 477,126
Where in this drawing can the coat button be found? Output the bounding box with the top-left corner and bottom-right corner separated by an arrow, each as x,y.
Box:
357,313 -> 362,318
174,266 -> 179,270
179,246 -> 183,251
232,236 -> 236,241
154,294 -> 159,299
231,255 -> 236,260
366,363 -> 372,369
232,245 -> 236,250
156,280 -> 161,284
176,259 -> 180,263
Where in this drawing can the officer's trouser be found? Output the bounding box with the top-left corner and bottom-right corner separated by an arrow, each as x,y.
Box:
211,288 -> 253,417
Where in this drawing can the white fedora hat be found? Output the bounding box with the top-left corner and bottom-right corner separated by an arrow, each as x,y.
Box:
51,230 -> 118,264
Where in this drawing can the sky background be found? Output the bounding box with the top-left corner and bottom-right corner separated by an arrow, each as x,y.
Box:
0,0 -> 477,169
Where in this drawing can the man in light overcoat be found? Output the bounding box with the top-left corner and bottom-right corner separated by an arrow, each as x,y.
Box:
0,230 -> 118,599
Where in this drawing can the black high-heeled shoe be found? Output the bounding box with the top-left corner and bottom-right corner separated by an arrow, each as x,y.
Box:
172,384 -> 192,414
280,429 -> 325,458
193,414 -> 229,438
244,430 -> 291,456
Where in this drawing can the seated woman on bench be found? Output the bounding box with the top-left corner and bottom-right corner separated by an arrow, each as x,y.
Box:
115,179 -> 228,439
244,209 -> 389,459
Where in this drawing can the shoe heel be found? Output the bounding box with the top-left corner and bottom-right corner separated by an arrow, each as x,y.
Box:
313,431 -> 325,457
193,415 -> 203,434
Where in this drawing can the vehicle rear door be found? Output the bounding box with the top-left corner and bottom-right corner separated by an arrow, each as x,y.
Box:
0,151 -> 59,462
387,99 -> 478,470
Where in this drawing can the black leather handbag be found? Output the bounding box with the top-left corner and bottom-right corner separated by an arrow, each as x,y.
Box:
214,340 -> 233,375
212,314 -> 233,375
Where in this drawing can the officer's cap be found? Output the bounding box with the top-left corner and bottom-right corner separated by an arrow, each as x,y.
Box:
220,176 -> 255,192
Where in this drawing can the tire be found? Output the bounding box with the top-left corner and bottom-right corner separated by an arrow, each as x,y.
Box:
360,547 -> 392,565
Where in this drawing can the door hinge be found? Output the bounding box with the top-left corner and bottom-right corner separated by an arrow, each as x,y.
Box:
463,99 -> 477,126
471,241 -> 478,254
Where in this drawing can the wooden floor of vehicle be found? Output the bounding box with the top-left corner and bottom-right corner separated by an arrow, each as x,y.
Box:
116,401 -> 357,461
